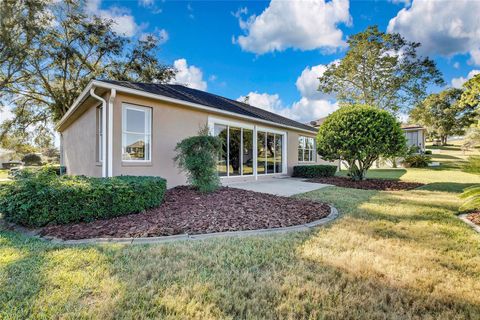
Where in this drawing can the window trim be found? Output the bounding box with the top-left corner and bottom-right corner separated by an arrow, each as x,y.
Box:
298,136 -> 316,163
121,103 -> 152,163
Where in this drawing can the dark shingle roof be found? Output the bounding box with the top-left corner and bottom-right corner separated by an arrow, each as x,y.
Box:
99,80 -> 317,132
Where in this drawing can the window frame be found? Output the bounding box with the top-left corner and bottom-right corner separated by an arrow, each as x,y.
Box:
121,103 -> 152,162
298,136 -> 316,163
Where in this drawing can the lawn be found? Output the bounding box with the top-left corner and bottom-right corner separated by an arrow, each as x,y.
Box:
0,169 -> 9,180
1,156 -> 480,318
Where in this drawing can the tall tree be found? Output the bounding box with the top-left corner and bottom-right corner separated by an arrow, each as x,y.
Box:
0,0 -> 175,145
459,74 -> 480,110
318,26 -> 444,114
410,88 -> 476,145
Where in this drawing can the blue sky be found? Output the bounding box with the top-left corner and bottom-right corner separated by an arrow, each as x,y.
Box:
13,0 -> 480,126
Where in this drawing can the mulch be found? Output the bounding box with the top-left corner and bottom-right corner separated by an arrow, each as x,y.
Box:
306,176 -> 424,191
467,212 -> 480,226
40,186 -> 331,240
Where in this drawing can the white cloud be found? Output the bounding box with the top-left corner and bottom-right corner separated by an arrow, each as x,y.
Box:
387,0 -> 480,64
86,0 -> 141,37
138,0 -> 154,7
170,59 -> 207,91
237,62 -> 339,123
234,0 -> 351,55
389,0 -> 411,6
453,62 -> 460,69
0,107 -> 14,123
140,28 -> 169,44
451,70 -> 480,88
237,92 -> 283,113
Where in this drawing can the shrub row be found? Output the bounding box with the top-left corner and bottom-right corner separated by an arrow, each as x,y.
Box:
292,165 -> 337,178
0,169 -> 166,227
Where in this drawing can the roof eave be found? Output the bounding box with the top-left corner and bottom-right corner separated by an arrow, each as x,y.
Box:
56,80 -> 317,134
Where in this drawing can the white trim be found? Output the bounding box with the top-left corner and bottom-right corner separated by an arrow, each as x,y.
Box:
89,88 -> 107,178
121,103 -> 152,163
208,116 -> 255,130
253,125 -> 258,180
57,80 -> 317,135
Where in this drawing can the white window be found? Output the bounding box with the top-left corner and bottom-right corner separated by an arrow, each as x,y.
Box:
298,136 -> 315,162
122,104 -> 152,161
96,107 -> 103,162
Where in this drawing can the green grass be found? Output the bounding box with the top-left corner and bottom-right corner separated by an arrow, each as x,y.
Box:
0,169 -> 9,180
1,148 -> 480,318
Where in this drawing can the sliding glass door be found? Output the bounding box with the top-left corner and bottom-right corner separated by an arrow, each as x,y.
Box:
214,124 -> 254,177
257,130 -> 284,175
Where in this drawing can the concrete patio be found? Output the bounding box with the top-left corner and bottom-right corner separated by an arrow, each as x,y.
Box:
222,177 -> 331,196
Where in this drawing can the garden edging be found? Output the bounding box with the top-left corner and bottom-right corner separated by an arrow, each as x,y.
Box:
458,214 -> 480,234
6,205 -> 339,245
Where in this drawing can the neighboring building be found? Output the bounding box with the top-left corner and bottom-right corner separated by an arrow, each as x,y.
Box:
56,80 -> 333,188
401,124 -> 426,151
307,117 -> 326,129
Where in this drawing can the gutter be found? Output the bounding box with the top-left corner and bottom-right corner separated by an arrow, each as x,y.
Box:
89,87 -> 107,178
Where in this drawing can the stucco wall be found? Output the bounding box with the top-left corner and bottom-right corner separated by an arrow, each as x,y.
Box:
61,100 -> 102,177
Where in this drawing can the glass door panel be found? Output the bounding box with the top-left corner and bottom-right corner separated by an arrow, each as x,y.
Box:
266,133 -> 275,174
229,127 -> 241,176
274,134 -> 283,173
257,131 -> 266,174
214,124 -> 228,176
242,129 -> 254,175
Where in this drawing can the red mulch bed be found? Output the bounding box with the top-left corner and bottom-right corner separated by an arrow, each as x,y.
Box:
467,212 -> 480,226
40,186 -> 331,240
306,176 -> 423,191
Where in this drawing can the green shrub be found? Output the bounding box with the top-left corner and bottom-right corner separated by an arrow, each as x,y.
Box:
10,165 -> 67,179
317,104 -> 406,180
402,154 -> 432,168
0,169 -> 166,227
292,165 -> 337,178
21,153 -> 42,166
174,127 -> 222,193
463,156 -> 480,174
424,150 -> 432,155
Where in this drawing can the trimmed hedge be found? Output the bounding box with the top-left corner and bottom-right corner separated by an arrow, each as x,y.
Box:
292,165 -> 337,178
0,169 -> 166,227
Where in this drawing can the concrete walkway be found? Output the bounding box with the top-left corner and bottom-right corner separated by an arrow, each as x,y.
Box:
223,177 -> 331,196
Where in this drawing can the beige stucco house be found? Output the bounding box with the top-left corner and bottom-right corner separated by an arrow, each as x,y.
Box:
401,124 -> 426,151
57,80 -> 332,188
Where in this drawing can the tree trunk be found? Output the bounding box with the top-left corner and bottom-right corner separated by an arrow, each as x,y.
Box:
441,135 -> 448,146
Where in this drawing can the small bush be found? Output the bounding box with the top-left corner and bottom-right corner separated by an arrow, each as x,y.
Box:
463,156 -> 480,174
174,127 -> 222,193
317,105 -> 406,180
403,154 -> 431,168
10,165 -> 67,179
424,150 -> 432,155
292,165 -> 337,178
21,153 -> 42,166
0,168 -> 166,227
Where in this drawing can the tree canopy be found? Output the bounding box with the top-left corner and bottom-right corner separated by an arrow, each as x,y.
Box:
317,104 -> 406,180
0,0 -> 175,147
409,88 -> 476,145
318,26 -> 444,114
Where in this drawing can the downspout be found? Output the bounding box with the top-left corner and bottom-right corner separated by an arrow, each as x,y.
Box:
108,89 -> 116,177
90,87 -> 107,178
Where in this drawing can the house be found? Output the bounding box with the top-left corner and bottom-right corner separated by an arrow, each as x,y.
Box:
56,80 -> 332,187
308,117 -> 427,152
401,124 -> 426,151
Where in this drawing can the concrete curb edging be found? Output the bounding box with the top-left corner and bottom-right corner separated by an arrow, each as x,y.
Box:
458,214 -> 480,234
25,205 -> 339,246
